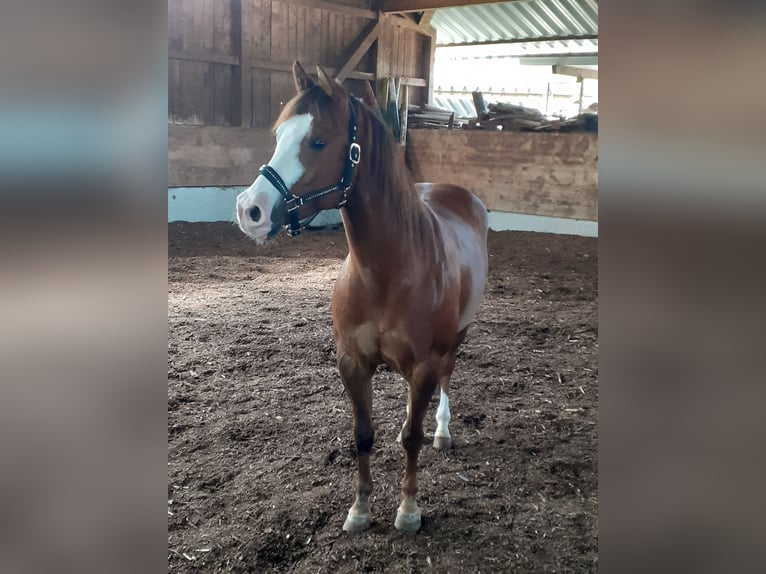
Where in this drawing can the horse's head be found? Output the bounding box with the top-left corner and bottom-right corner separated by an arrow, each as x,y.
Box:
236,61 -> 359,242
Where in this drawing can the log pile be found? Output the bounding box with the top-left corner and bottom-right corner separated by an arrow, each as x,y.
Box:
406,104 -> 456,129
531,113 -> 598,133
482,101 -> 546,131
405,91 -> 598,133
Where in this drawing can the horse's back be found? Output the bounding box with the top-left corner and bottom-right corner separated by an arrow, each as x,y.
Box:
417,183 -> 488,237
417,183 -> 488,332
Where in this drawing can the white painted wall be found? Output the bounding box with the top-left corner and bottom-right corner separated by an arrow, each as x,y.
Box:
168,187 -> 597,237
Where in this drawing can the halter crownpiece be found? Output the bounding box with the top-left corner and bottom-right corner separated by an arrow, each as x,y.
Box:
258,97 -> 361,237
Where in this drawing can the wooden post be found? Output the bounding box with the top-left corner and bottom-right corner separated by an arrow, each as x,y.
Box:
400,83 -> 409,146
230,0 -> 243,126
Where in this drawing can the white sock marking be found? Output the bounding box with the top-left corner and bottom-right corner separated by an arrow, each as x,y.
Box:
434,389 -> 451,439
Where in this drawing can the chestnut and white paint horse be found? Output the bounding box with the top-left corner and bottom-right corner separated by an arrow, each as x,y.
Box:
236,62 -> 488,533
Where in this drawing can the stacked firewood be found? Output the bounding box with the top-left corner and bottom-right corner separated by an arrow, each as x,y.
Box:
406,104 -> 457,129
531,113 -> 598,133
469,91 -> 598,133
404,91 -> 598,133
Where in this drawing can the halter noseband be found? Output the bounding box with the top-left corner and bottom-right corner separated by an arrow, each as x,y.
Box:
258,98 -> 361,237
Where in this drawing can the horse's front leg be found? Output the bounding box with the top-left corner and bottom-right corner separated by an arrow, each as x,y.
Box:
395,361 -> 439,532
338,351 -> 375,533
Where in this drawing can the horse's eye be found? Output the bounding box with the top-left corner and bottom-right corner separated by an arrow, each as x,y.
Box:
309,138 -> 326,150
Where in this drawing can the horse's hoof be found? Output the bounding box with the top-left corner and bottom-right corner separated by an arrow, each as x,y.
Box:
394,510 -> 422,532
433,435 -> 452,450
342,512 -> 371,533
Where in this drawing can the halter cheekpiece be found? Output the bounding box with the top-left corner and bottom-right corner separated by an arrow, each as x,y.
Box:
258,97 -> 361,237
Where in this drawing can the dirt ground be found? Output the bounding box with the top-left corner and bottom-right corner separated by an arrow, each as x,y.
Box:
168,221 -> 598,573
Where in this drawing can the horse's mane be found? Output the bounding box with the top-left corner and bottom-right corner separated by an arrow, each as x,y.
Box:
277,86 -> 431,250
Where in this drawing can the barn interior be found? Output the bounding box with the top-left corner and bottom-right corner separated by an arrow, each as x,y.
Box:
168,1 -> 598,572
168,0 -> 598,236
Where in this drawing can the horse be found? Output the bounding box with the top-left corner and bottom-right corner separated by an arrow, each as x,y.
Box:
235,62 -> 488,533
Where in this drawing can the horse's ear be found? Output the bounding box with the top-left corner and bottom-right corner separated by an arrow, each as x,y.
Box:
316,65 -> 342,99
293,61 -> 314,93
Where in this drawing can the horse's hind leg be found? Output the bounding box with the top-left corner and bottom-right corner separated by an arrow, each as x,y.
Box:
433,380 -> 452,451
434,348 -> 459,451
395,361 -> 439,532
338,352 -> 375,533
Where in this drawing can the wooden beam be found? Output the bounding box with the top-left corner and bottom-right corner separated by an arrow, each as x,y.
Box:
285,0 -> 376,20
426,30 -> 436,103
250,58 -> 375,81
168,49 -> 240,67
401,77 -> 427,87
379,0 -> 514,13
388,13 -> 431,35
418,10 -> 435,27
552,65 -> 598,80
437,34 -> 598,48
336,20 -> 383,83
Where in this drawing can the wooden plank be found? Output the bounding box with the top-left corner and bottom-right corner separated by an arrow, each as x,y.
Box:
401,77 -> 426,86
243,0 -> 273,127
282,0 -> 375,20
552,65 -> 598,80
405,130 -> 598,221
230,0 -> 242,126
184,61 -> 207,125
168,125 -> 276,186
320,9 -> 330,65
202,62 -> 216,125
271,71 -> 296,124
288,3 -> 298,61
251,0 -> 272,59
309,8 -> 322,69
425,28 -> 435,103
296,6 -> 308,62
250,58 -> 374,80
380,0 -> 515,13
396,24 -> 408,76
251,69 -> 272,128
214,64 -> 233,126
168,59 -> 180,122
200,0 -> 214,52
336,20 -> 382,83
169,49 -> 240,66
377,19 -> 392,80
168,0 -> 181,51
271,0 -> 289,63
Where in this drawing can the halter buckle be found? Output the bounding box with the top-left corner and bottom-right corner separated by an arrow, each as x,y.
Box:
286,196 -> 304,212
349,143 -> 361,166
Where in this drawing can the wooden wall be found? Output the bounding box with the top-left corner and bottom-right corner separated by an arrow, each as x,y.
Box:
168,1 -> 433,130
168,125 -> 275,187
406,130 -> 598,221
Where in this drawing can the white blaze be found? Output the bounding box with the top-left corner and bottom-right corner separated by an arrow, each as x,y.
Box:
236,113 -> 313,241
268,113 -> 313,188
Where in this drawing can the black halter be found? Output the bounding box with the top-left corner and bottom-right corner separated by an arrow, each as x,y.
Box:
258,98 -> 361,237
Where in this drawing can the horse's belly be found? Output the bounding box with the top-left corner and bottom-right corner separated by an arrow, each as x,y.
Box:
379,329 -> 415,375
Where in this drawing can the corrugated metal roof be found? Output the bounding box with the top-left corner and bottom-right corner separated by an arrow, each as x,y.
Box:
432,0 -> 598,47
